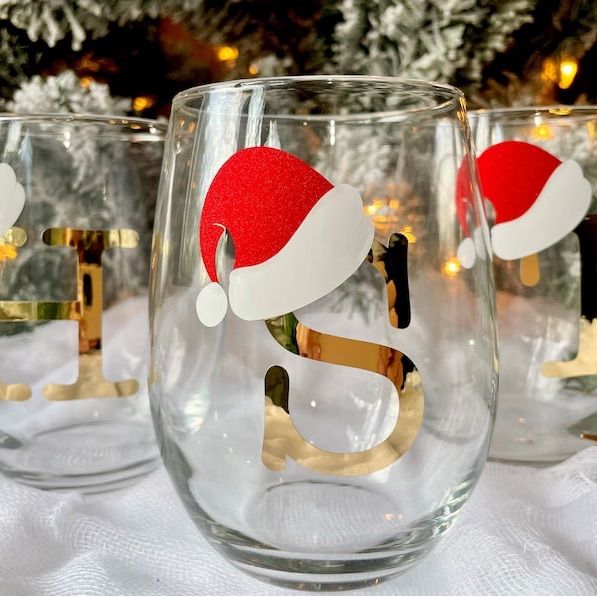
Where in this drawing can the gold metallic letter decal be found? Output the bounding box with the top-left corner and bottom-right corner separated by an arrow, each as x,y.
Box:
542,216 -> 597,378
542,317 -> 597,378
261,234 -> 424,476
0,228 -> 139,400
519,254 -> 540,287
1,226 -> 32,400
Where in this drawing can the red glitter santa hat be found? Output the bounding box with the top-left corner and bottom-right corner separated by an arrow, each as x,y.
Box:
457,140 -> 591,266
196,147 -> 374,327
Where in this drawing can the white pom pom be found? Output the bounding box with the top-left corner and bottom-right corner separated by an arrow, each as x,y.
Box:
457,237 -> 476,269
196,282 -> 228,327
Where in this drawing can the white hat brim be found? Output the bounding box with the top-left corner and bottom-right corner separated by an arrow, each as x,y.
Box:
491,160 -> 591,260
228,184 -> 374,321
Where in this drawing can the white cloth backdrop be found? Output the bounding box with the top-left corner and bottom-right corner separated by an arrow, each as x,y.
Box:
0,448 -> 595,596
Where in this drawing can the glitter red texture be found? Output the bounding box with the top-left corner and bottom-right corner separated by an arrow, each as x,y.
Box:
477,141 -> 561,224
455,141 -> 562,234
199,147 -> 333,282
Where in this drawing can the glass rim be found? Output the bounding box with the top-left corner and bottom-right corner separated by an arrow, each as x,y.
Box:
0,111 -> 168,134
470,104 -> 597,122
172,75 -> 465,122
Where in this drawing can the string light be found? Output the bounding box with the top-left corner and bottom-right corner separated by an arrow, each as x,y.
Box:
442,258 -> 461,277
531,124 -> 554,140
0,244 -> 18,262
364,189 -> 421,242
541,58 -> 558,83
541,55 -> 579,90
133,96 -> 155,112
398,225 -> 417,244
217,46 -> 239,62
558,59 -> 578,89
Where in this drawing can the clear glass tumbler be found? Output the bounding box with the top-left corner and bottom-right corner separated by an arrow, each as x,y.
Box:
470,107 -> 597,463
150,77 -> 497,589
0,114 -> 166,490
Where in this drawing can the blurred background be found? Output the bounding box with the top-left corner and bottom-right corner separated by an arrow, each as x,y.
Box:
0,0 -> 595,117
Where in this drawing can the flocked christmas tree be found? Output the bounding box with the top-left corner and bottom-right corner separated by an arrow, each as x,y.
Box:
0,0 -> 594,317
0,0 -> 594,116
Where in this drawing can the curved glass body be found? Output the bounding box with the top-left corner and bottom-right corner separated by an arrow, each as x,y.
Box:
471,107 -> 597,463
150,77 -> 497,590
0,114 -> 165,490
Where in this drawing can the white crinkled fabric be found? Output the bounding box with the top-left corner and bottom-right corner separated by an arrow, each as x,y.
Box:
0,448 -> 595,595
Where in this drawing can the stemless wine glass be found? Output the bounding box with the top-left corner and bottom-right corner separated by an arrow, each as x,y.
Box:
470,107 -> 597,463
0,114 -> 166,491
150,76 -> 497,590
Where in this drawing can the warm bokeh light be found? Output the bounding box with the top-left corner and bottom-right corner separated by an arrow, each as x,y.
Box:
558,59 -> 578,89
366,198 -> 386,216
398,225 -> 417,244
248,63 -> 259,75
363,185 -> 423,242
442,258 -> 461,277
132,96 -> 155,112
541,57 -> 558,83
531,123 -> 554,140
79,76 -> 93,88
0,244 -> 18,262
217,46 -> 239,62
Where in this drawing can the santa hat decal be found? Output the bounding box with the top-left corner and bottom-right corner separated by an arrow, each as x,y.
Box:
457,141 -> 591,267
0,163 -> 25,236
196,147 -> 374,326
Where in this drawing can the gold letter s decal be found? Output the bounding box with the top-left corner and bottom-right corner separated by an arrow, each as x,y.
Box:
261,233 -> 424,476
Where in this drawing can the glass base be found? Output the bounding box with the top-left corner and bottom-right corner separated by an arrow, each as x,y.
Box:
489,393 -> 596,463
191,480 -> 468,591
0,419 -> 160,493
228,545 -> 433,591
